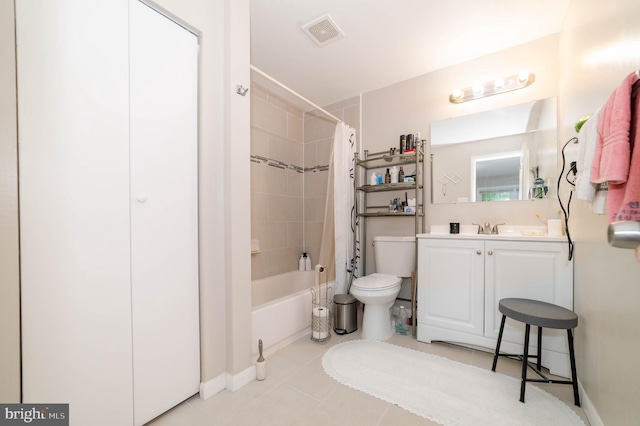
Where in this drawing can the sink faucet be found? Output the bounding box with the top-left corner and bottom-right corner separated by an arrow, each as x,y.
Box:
472,222 -> 505,234
491,223 -> 505,234
472,222 -> 492,234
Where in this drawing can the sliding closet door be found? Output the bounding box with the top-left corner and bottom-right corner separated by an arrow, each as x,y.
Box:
129,2 -> 199,425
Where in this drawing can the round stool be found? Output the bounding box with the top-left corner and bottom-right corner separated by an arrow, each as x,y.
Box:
491,298 -> 580,406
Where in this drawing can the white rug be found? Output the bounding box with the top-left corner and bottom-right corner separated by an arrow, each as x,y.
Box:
322,340 -> 585,426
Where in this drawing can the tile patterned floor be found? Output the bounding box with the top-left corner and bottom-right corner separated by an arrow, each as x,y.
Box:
147,309 -> 589,426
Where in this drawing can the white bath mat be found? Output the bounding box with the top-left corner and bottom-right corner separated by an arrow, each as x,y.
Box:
322,340 -> 585,426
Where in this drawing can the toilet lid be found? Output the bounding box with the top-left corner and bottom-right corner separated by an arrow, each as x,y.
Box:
351,273 -> 402,290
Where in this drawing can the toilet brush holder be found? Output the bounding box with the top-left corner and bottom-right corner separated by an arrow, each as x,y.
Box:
256,339 -> 266,381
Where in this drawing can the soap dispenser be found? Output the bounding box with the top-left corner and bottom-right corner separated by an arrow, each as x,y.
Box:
299,253 -> 306,271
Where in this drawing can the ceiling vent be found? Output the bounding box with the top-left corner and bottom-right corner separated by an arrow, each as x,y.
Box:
301,14 -> 345,47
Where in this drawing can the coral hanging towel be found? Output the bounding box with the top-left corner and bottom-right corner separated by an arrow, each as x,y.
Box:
591,71 -> 640,222
613,77 -> 640,222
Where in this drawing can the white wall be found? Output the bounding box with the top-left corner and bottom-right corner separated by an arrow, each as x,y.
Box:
223,0 -> 253,380
559,0 -> 640,424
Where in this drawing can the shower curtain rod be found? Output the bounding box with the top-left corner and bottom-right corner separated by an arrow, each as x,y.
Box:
250,64 -> 344,124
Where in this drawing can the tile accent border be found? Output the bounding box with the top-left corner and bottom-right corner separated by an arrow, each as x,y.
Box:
250,154 -> 329,173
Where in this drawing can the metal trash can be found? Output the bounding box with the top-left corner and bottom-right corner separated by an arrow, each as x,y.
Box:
333,294 -> 358,335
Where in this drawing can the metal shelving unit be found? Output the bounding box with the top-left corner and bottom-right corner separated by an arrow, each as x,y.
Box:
354,141 -> 425,337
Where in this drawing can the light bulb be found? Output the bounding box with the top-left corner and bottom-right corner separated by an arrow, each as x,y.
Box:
494,78 -> 505,88
518,70 -> 530,82
473,84 -> 484,95
451,88 -> 462,99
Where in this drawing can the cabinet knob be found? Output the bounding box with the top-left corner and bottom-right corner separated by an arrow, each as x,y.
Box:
476,250 -> 482,255
136,193 -> 148,203
488,250 -> 493,255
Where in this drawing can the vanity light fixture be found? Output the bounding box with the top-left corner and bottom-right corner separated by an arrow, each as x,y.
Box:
449,71 -> 535,103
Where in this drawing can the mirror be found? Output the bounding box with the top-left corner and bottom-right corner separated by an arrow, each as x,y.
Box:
430,97 -> 557,204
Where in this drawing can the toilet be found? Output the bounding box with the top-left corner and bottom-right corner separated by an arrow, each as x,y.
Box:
350,236 -> 416,340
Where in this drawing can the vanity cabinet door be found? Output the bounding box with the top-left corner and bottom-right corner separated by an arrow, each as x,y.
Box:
418,238 -> 485,337
484,240 -> 573,352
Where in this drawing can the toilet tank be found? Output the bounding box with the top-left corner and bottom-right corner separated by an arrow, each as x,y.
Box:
373,236 -> 416,277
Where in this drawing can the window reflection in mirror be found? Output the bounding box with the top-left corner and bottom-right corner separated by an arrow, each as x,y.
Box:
430,97 -> 557,204
471,152 -> 522,202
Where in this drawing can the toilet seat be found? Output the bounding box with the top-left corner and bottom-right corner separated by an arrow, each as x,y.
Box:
351,273 -> 402,291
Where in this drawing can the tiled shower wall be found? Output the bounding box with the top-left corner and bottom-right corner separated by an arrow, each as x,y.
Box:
250,84 -> 305,280
250,82 -> 359,280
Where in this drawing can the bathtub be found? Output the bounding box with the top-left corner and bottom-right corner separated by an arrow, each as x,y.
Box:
252,270 -> 334,357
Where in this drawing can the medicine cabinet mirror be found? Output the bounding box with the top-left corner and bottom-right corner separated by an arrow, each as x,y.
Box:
430,97 -> 557,204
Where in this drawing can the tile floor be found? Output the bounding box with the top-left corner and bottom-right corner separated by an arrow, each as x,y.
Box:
147,308 -> 589,426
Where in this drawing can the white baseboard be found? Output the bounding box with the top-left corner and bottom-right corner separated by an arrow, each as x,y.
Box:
199,365 -> 256,400
225,365 -> 256,392
579,379 -> 604,426
199,373 -> 226,400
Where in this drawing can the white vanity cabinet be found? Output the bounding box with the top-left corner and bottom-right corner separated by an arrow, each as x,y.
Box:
417,235 -> 574,377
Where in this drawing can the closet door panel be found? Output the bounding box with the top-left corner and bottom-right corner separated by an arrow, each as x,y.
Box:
129,2 -> 199,425
17,1 -> 134,425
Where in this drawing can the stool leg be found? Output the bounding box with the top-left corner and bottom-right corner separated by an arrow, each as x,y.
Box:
567,329 -> 581,407
492,314 -> 506,372
520,323 -> 531,403
537,326 -> 542,371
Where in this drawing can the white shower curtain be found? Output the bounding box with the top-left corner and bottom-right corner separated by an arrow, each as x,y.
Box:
332,122 -> 358,295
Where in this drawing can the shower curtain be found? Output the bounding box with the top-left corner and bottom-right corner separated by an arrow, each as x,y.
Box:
318,122 -> 359,296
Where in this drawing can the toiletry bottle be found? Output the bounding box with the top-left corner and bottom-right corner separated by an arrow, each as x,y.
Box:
370,172 -> 378,186
384,168 -> 391,184
305,253 -> 312,271
400,135 -> 406,154
399,166 -> 405,183
299,254 -> 306,271
395,306 -> 409,335
390,166 -> 399,183
406,134 -> 413,151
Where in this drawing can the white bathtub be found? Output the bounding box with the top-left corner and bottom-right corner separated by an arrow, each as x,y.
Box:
252,270 -> 334,357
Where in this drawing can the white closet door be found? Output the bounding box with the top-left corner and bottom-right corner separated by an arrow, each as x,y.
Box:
129,2 -> 199,425
17,2 -> 134,425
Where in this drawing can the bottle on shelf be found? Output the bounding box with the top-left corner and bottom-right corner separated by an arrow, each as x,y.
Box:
299,253 -> 306,271
395,306 -> 409,335
399,166 -> 405,183
370,172 -> 379,186
390,166 -> 399,183
305,253 -> 312,271
384,168 -> 391,184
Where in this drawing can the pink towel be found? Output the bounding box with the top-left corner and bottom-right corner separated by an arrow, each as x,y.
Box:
591,71 -> 639,221
612,81 -> 640,222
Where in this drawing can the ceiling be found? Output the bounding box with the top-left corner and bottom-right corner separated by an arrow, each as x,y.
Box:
250,0 -> 570,109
